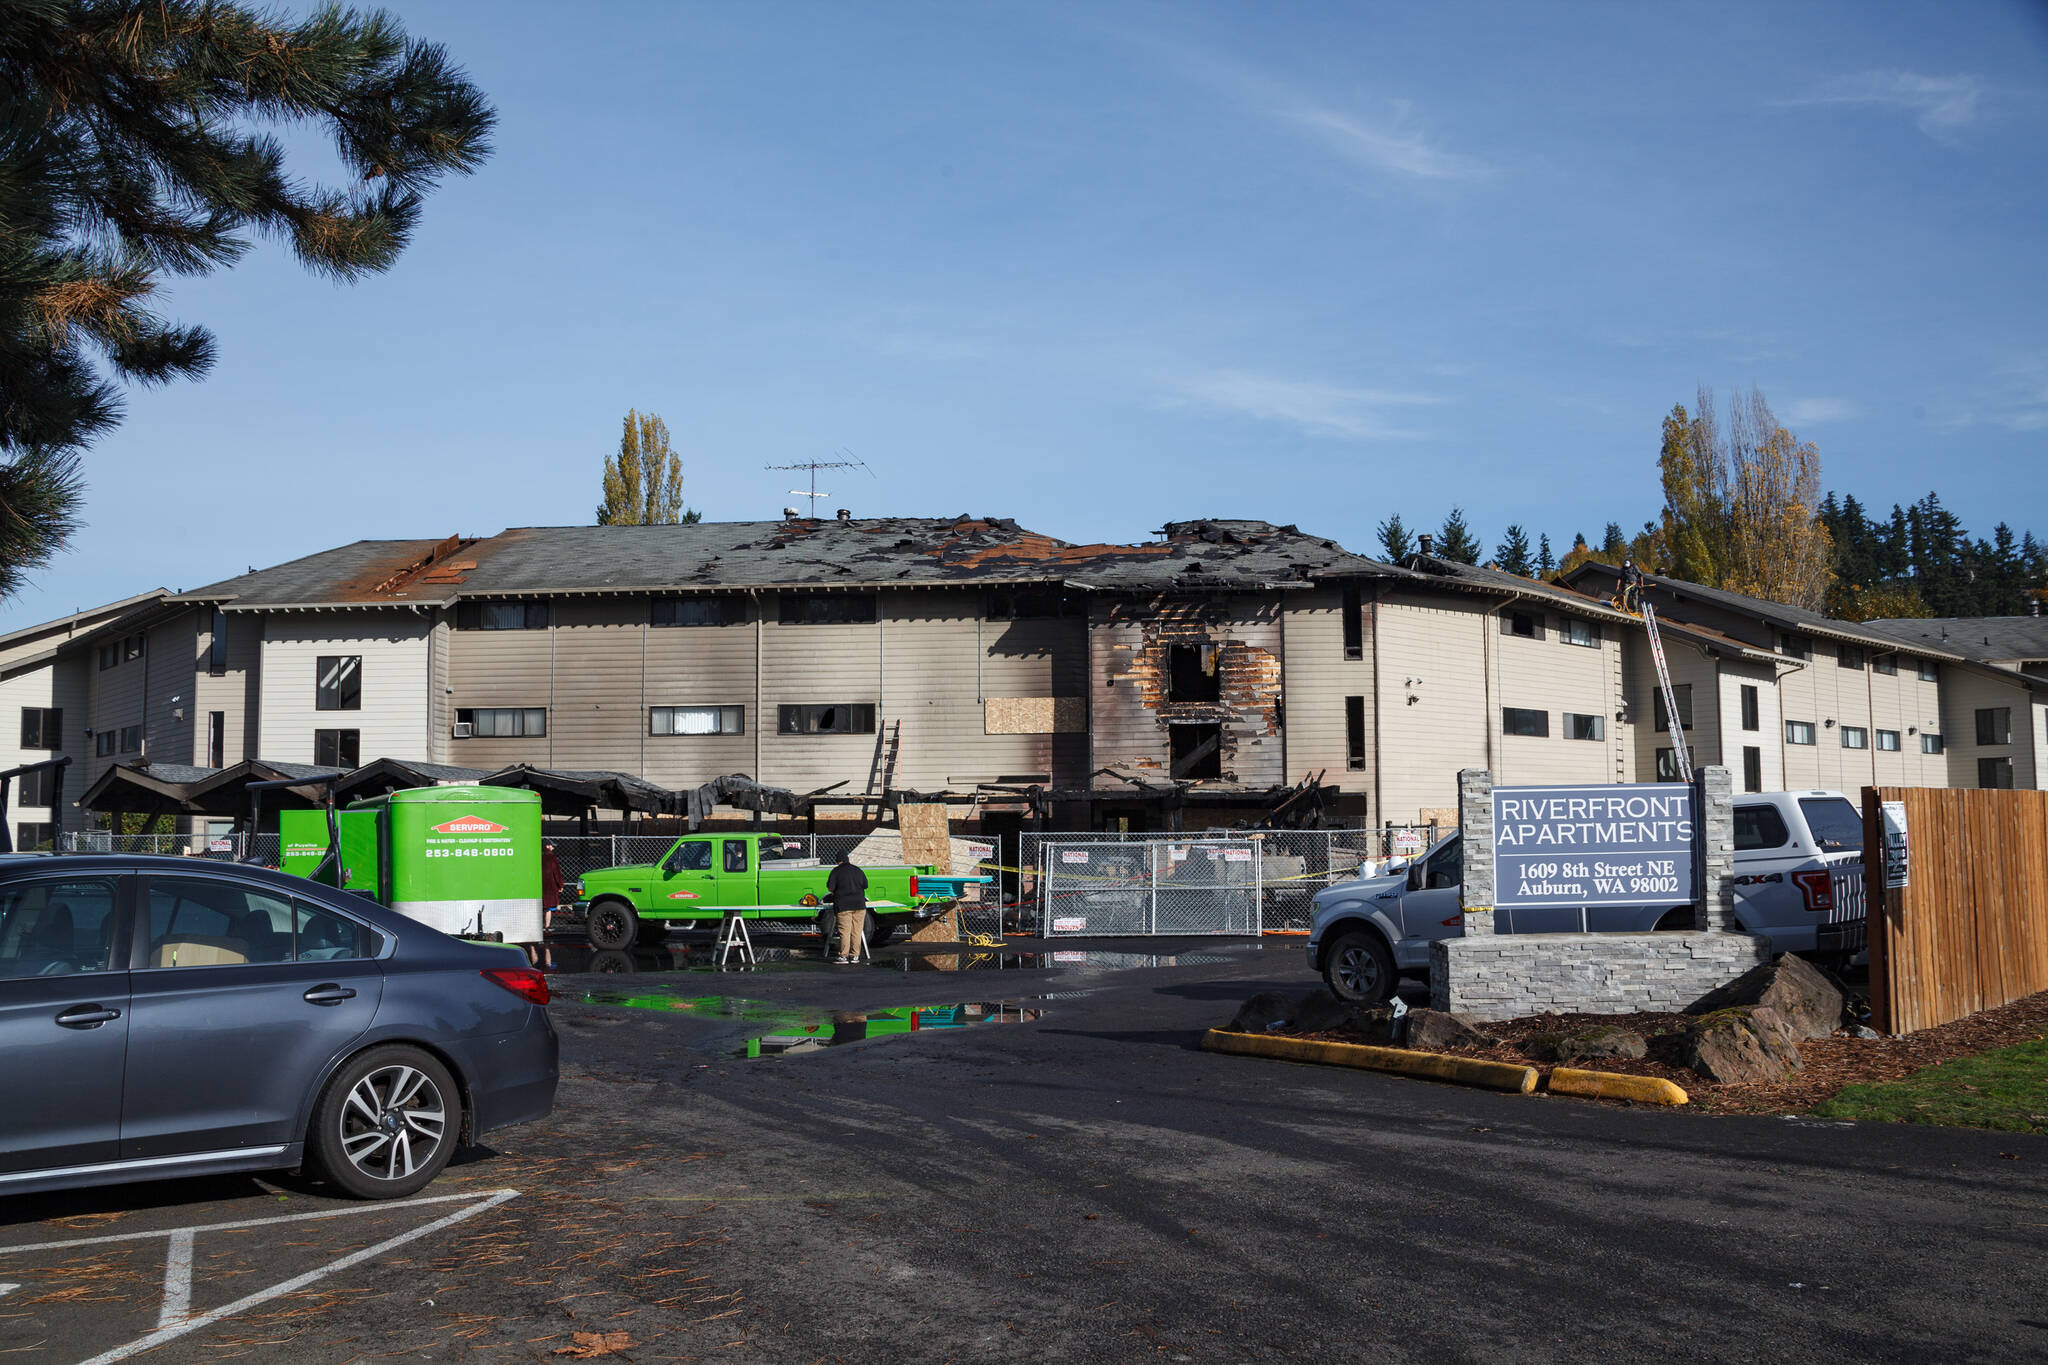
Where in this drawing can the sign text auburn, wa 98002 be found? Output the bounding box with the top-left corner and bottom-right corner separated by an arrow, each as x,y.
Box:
1490,784 -> 1695,909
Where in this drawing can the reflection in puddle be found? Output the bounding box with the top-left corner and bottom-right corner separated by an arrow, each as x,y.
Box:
571,990 -> 1043,1057
548,941 -> 1256,975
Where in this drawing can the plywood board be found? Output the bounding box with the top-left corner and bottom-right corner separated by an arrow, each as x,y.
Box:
897,802 -> 954,875
984,696 -> 1087,735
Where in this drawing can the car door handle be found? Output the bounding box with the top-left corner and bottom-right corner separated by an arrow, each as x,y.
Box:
303,984 -> 357,1006
56,1004 -> 121,1029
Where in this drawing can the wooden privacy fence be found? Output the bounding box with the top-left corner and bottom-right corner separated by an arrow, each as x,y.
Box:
1865,786 -> 2048,1035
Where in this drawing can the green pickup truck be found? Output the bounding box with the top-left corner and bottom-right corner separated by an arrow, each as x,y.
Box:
573,831 -> 937,952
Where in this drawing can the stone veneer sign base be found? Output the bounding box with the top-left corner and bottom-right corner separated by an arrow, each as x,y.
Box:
1429,931 -> 1774,1022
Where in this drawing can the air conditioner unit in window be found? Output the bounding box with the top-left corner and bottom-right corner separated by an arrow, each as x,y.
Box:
453,722 -> 473,738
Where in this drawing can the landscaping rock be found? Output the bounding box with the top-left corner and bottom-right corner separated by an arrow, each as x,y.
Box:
1337,1006 -> 1400,1044
1524,1025 -> 1648,1064
1289,990 -> 1357,1035
1226,993 -> 1292,1034
1684,1006 -> 1805,1084
1686,953 -> 1844,1041
1403,1008 -> 1498,1051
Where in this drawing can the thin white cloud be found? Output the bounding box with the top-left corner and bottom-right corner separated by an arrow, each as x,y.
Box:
1787,71 -> 1986,140
1166,371 -> 1442,440
1785,398 -> 1860,425
1935,353 -> 2048,433
1162,44 -> 1488,182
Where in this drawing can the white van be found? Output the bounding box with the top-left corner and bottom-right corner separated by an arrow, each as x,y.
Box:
1307,790 -> 1867,1003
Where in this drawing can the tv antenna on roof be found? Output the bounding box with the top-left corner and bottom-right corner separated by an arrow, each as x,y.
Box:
764,451 -> 873,516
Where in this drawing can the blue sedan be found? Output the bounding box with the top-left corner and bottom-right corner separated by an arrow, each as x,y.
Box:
0,854 -> 557,1200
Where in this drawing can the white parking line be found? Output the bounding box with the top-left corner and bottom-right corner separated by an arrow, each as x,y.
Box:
0,1187 -> 518,1365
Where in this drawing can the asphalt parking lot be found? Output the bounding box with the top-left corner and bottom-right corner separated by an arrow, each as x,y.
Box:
4,931 -> 2046,1362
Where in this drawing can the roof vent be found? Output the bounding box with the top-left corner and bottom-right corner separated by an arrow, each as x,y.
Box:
1417,534 -> 1435,556
836,508 -> 851,521
783,507 -> 801,520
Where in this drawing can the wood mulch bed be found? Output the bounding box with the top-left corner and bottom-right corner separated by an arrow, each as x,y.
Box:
1297,988 -> 2048,1115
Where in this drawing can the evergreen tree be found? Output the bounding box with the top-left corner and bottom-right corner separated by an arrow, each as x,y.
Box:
1436,507 -> 1483,565
1375,513 -> 1413,562
1537,533 -> 1556,577
1601,523 -> 1627,556
1495,525 -> 1534,577
599,410 -> 701,525
0,1 -> 494,600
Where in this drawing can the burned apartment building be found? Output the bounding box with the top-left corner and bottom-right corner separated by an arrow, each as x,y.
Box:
15,512 -> 2039,847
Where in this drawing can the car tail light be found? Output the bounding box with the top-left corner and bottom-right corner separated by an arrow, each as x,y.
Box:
482,967 -> 551,1005
1791,869 -> 1834,912
909,874 -> 920,898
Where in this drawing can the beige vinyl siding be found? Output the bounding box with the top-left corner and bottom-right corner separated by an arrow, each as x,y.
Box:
141,608 -> 201,766
1624,640 -> 1722,783
1493,609 -> 1628,786
1940,667 -> 2036,789
1281,587 -> 1372,793
87,627 -> 147,795
1374,594 -> 1490,824
426,617 -> 451,765
1864,655 -> 1948,787
0,654 -> 89,834
1777,640 -> 1949,791
2032,696 -> 2048,790
446,612 -> 557,769
1716,661 -> 1782,792
760,605 -> 883,794
549,601 -> 647,774
259,613 -> 431,764
194,608 -> 261,767
642,607 -> 756,790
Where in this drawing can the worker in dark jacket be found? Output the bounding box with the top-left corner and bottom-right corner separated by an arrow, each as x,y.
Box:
826,853 -> 869,964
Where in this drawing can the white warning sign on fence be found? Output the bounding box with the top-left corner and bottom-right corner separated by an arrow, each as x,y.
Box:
1061,850 -> 1089,864
1880,801 -> 1909,890
1393,830 -> 1424,855
1053,917 -> 1087,933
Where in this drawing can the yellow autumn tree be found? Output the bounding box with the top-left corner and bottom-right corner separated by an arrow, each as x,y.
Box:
1720,388 -> 1834,611
1658,391 -> 1730,586
598,410 -> 699,525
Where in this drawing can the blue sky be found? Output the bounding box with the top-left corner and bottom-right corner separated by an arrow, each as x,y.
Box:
7,0 -> 2046,628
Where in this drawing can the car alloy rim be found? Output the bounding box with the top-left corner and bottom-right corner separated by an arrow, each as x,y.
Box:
339,1065 -> 447,1181
1337,946 -> 1378,993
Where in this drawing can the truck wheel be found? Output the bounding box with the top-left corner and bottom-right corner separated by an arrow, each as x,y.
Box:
867,916 -> 896,949
587,899 -> 639,951
1323,929 -> 1395,1005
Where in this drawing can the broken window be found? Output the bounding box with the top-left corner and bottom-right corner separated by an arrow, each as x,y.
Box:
1169,724 -> 1222,779
1345,696 -> 1366,771
778,704 -> 876,735
1341,584 -> 1363,660
1167,644 -> 1221,703
987,589 -> 1067,619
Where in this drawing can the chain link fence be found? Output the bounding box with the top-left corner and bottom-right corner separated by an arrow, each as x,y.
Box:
65,830 -> 282,863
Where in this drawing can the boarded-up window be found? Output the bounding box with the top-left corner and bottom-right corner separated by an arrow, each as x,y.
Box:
983,698 -> 1086,735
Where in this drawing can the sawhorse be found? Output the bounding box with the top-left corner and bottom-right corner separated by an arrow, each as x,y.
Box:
715,912 -> 756,968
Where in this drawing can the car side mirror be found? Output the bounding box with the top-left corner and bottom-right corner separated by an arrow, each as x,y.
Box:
1406,864 -> 1424,892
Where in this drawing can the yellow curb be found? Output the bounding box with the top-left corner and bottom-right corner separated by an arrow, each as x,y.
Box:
1202,1029 -> 1537,1094
1547,1067 -> 1690,1106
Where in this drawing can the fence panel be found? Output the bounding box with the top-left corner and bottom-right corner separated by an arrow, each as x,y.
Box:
1038,838 -> 1262,936
1867,787 -> 2048,1035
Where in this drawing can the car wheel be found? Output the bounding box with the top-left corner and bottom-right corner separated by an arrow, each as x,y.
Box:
586,899 -> 638,950
1323,929 -> 1395,1005
310,1045 -> 462,1200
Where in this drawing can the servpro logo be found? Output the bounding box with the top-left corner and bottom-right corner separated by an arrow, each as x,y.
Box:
433,816 -> 506,834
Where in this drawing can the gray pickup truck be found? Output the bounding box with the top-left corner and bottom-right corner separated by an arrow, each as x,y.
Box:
1307,790 -> 1867,1003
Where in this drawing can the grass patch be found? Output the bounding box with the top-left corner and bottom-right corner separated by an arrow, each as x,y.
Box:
1811,1039 -> 2048,1134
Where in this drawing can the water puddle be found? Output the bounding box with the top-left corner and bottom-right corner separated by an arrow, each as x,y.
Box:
571,989 -> 1043,1057
547,941 -> 1258,975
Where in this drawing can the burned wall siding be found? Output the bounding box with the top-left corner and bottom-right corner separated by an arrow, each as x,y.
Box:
1087,594 -> 1287,787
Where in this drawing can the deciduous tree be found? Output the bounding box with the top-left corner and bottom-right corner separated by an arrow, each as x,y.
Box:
598,410 -> 700,525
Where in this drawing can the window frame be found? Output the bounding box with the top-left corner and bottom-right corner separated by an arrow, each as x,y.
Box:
1733,803 -> 1790,851
987,588 -> 1068,621
208,607 -> 229,674
19,706 -> 61,751
1344,695 -> 1366,771
1785,720 -> 1816,746
1873,654 -> 1897,676
1742,745 -> 1763,793
1564,712 -> 1604,741
455,601 -> 550,631
1166,643 -> 1222,703
124,635 -> 144,662
650,597 -> 747,628
1506,611 -> 1539,640
1975,707 -> 2011,747
1921,732 -> 1944,755
1739,683 -> 1760,733
1917,659 -> 1939,682
777,594 -> 878,626
313,728 -> 360,768
97,642 -> 119,671
118,724 -> 142,754
650,705 -> 745,736
95,730 -> 116,757
1502,707 -> 1549,738
776,703 -> 877,736
1560,617 -> 1599,648
0,872 -> 125,976
1837,645 -> 1865,670
133,874 -> 380,970
1779,633 -> 1809,660
1876,729 -> 1901,752
454,706 -> 548,739
1340,584 -> 1364,661
1653,683 -> 1694,733
1840,725 -> 1868,750
315,655 -> 362,712
1979,756 -> 2015,790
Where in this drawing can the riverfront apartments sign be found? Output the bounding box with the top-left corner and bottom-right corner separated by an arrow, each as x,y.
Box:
1491,784 -> 1695,910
